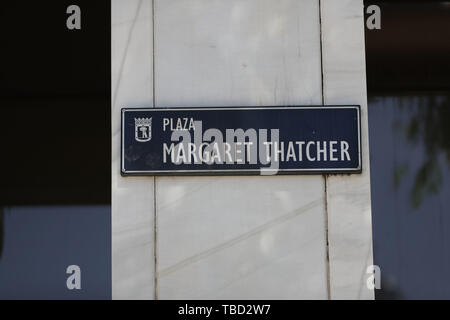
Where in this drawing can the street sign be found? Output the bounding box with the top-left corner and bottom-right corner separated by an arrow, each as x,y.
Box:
121,106 -> 361,176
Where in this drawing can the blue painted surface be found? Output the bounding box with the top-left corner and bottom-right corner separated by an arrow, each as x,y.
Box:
0,206 -> 111,300
369,95 -> 450,299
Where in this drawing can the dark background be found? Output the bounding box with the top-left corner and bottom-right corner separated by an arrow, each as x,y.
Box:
365,0 -> 450,299
365,0 -> 450,92
0,2 -> 111,299
0,0 -> 449,300
0,1 -> 110,205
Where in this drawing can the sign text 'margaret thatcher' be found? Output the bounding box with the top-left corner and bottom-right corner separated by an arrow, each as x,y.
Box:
163,139 -> 351,165
162,119 -> 351,166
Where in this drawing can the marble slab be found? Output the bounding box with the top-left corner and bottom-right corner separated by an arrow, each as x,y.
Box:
320,0 -> 374,300
112,0 -> 155,300
154,0 -> 329,299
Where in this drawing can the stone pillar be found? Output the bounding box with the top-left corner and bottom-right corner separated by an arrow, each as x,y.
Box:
112,0 -> 373,300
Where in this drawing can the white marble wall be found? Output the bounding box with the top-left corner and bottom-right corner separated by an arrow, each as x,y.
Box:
112,0 -> 374,300
321,0 -> 374,299
154,0 -> 328,300
112,0 -> 155,299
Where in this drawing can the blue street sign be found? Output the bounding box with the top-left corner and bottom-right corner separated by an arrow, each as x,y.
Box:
121,106 -> 361,176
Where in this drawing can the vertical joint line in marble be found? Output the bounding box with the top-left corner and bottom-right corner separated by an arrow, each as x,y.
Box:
153,177 -> 158,299
318,0 -> 332,300
323,174 -> 331,300
151,0 -> 158,300
152,0 -> 156,108
318,0 -> 325,106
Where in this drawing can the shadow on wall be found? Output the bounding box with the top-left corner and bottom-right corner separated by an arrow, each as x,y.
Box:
391,94 -> 450,208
